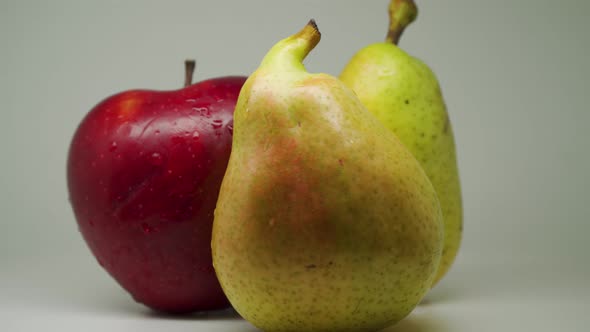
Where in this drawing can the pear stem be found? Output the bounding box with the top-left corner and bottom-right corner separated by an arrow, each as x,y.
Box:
259,19 -> 321,71
184,59 -> 196,87
385,0 -> 418,45
295,19 -> 321,59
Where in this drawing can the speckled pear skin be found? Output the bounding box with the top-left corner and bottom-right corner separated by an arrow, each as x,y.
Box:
339,42 -> 462,286
212,21 -> 443,332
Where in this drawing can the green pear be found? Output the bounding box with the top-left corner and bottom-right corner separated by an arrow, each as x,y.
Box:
212,20 -> 443,332
340,0 -> 462,286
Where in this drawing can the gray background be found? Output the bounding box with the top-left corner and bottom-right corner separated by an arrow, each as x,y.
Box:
1,0 -> 588,331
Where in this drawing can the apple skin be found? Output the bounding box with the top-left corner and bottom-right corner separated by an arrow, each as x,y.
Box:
67,76 -> 246,313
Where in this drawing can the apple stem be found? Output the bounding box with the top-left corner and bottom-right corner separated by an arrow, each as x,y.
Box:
184,59 -> 196,87
385,0 -> 418,45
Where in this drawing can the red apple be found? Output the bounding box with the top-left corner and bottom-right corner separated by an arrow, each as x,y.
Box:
67,61 -> 246,313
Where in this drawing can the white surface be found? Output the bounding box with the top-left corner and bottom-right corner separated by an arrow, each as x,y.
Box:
1,0 -> 589,331
2,253 -> 588,331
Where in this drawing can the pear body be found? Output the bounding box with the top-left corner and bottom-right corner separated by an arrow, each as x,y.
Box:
340,42 -> 462,285
212,24 -> 443,332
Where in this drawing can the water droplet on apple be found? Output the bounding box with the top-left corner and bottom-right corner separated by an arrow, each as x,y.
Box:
192,131 -> 200,139
212,119 -> 223,129
141,223 -> 153,234
186,99 -> 196,103
192,107 -> 208,114
227,122 -> 234,135
150,152 -> 163,166
109,141 -> 118,152
155,130 -> 160,135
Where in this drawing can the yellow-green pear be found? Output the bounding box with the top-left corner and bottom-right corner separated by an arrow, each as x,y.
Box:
340,0 -> 462,286
212,20 -> 443,332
